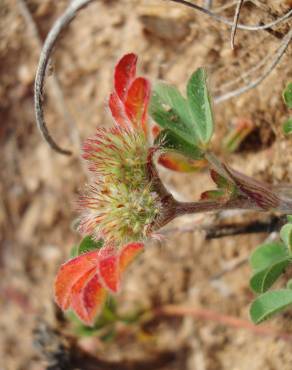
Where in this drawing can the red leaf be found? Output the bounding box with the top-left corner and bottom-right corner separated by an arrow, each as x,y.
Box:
114,53 -> 137,102
124,77 -> 151,134
119,242 -> 144,275
54,251 -> 99,310
71,273 -> 106,326
81,274 -> 107,326
109,92 -> 131,129
70,268 -> 96,323
98,245 -> 120,293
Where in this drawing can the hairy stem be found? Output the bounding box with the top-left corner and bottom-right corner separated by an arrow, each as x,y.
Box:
174,197 -> 258,216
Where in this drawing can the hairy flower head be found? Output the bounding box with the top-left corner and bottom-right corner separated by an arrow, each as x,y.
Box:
79,168 -> 162,245
82,127 -> 148,189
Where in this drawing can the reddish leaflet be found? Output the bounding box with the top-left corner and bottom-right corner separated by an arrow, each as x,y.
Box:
55,243 -> 143,325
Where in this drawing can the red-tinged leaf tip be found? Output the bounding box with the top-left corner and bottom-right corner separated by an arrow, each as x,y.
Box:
223,118 -> 254,152
209,169 -> 229,188
158,153 -> 207,173
114,53 -> 137,101
54,251 -> 99,310
200,189 -> 225,200
98,245 -> 120,293
119,242 -> 144,275
124,77 -> 151,134
109,92 -> 131,129
70,269 -> 97,324
70,274 -> 106,326
71,294 -> 89,324
80,275 -> 107,326
152,125 -> 161,139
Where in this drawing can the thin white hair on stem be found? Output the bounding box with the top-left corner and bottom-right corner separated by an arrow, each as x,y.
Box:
34,0 -> 95,156
214,29 -> 292,104
231,0 -> 244,49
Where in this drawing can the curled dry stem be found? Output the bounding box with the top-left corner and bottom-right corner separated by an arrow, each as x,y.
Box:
34,0 -> 95,155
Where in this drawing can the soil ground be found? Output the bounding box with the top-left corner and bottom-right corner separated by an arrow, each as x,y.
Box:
1,0 -> 292,369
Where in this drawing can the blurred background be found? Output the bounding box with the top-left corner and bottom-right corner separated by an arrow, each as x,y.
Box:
1,0 -> 292,369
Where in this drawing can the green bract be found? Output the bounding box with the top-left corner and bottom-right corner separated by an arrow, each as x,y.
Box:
70,236 -> 104,258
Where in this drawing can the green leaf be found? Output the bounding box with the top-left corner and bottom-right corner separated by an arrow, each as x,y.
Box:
250,259 -> 289,293
283,118 -> 292,135
150,83 -> 199,145
280,223 -> 292,253
283,82 -> 292,109
78,236 -> 104,255
69,236 -> 104,258
70,244 -> 79,258
287,215 -> 292,223
155,129 -> 204,160
249,242 -> 288,271
187,67 -> 214,145
250,289 -> 292,324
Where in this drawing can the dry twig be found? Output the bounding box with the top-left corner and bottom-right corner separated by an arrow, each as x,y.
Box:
214,28 -> 292,103
231,0 -> 244,49
161,215 -> 286,239
168,0 -> 292,31
18,0 -> 81,152
34,0 -> 95,155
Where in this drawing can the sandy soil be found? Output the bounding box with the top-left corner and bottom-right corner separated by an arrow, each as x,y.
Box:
1,0 -> 292,369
